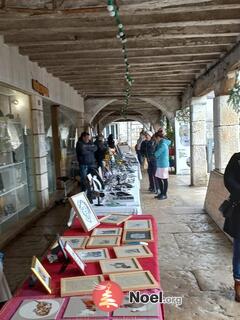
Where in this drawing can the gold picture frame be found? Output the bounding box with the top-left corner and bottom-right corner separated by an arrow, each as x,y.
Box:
69,192 -> 100,232
60,236 -> 89,249
31,256 -> 52,294
109,270 -> 159,291
86,236 -> 121,248
122,229 -> 154,243
100,214 -> 131,225
113,244 -> 153,258
61,274 -> 104,297
124,219 -> 152,231
91,227 -> 122,237
75,248 -> 110,262
100,257 -> 142,274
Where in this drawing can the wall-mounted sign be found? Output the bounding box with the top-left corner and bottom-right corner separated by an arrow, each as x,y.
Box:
32,79 -> 49,97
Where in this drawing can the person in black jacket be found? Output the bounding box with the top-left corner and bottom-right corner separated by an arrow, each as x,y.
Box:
94,134 -> 108,168
107,134 -> 115,149
140,131 -> 157,192
223,152 -> 240,302
76,132 -> 97,191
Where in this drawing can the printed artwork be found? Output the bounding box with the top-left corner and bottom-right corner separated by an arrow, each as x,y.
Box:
69,192 -> 100,232
60,236 -> 89,249
114,245 -> 153,258
100,214 -> 131,225
86,236 -> 120,248
64,242 -> 86,274
100,258 -> 142,274
76,248 -> 109,262
11,298 -> 64,320
63,296 -> 108,318
91,228 -> 122,236
123,230 -> 153,242
113,295 -> 158,318
124,219 -> 152,230
31,257 -> 52,294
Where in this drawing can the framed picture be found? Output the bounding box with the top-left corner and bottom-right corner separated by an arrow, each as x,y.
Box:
100,257 -> 142,274
86,236 -> 121,248
122,229 -> 154,243
61,236 -> 89,249
63,296 -> 109,318
61,275 -> 104,297
11,298 -> 64,320
100,214 -> 131,225
64,242 -> 86,274
91,228 -> 122,237
113,245 -> 153,258
124,219 -> 152,230
75,248 -> 110,262
113,295 -> 159,318
31,256 -> 52,294
109,270 -> 159,291
69,192 -> 100,232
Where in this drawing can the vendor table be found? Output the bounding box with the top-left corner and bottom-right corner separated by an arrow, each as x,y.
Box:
0,215 -> 164,319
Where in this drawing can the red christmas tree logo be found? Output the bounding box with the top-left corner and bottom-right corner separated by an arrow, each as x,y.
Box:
93,280 -> 124,312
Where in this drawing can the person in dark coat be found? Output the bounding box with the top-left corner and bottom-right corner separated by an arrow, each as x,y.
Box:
94,134 -> 108,168
140,131 -> 157,192
107,134 -> 115,149
223,152 -> 240,302
76,132 -> 97,191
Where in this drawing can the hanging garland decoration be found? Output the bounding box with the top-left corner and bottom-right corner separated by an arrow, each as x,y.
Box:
107,0 -> 134,118
228,70 -> 240,113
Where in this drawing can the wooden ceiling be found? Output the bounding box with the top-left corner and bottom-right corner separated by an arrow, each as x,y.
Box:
0,0 -> 239,101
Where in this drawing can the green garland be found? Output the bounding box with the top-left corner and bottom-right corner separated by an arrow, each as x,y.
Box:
107,0 -> 134,118
228,70 -> 240,113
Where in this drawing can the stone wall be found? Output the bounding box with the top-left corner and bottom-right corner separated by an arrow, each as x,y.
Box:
204,170 -> 229,235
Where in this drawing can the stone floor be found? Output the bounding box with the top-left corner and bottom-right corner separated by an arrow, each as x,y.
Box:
2,172 -> 239,319
141,173 -> 238,320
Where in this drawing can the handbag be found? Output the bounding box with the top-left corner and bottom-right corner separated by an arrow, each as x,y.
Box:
219,198 -> 239,218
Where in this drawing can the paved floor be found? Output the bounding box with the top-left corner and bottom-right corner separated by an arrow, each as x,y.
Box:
2,173 -> 239,319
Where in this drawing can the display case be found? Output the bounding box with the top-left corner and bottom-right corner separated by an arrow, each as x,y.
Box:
0,117 -> 30,224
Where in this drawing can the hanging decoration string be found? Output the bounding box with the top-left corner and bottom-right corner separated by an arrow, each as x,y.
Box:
107,0 -> 134,118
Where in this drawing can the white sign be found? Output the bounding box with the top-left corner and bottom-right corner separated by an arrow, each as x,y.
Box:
175,115 -> 190,175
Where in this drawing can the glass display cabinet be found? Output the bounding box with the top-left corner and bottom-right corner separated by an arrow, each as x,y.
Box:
0,117 -> 30,224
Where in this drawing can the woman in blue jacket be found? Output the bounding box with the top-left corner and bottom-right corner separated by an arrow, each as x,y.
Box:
154,132 -> 171,200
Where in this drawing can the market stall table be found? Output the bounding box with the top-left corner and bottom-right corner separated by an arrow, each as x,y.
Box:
0,215 -> 164,319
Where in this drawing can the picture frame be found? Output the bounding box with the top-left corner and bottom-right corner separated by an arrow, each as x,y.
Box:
86,236 -> 121,248
61,275 -> 104,297
109,270 -> 159,291
99,257 -> 142,274
69,192 -> 100,232
11,298 -> 64,320
75,248 -> 110,262
64,242 -> 86,274
124,219 -> 152,231
122,229 -> 154,243
91,227 -> 122,237
113,244 -> 153,258
61,236 -> 89,249
100,214 -> 131,225
31,256 -> 52,294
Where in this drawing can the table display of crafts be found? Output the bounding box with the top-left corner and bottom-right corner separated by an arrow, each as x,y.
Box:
5,191 -> 161,320
86,151 -> 139,207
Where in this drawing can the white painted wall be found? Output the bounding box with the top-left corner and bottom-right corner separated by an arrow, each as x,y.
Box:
0,36 -> 84,112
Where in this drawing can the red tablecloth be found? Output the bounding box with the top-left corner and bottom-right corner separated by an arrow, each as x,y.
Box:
0,214 -> 164,319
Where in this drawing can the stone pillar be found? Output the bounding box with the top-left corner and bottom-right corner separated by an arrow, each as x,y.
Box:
213,95 -> 239,173
76,112 -> 86,134
31,95 -> 49,208
190,96 -> 208,186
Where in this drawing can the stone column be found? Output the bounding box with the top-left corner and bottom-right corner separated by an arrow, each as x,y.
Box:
31,95 -> 49,208
213,95 -> 239,173
190,96 -> 208,186
76,111 -> 86,133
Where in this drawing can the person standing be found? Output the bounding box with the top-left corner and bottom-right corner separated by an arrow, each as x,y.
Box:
135,131 -> 145,165
223,152 -> 240,302
154,131 -> 171,200
94,134 -> 108,168
76,132 -> 97,191
141,131 -> 157,192
107,134 -> 115,149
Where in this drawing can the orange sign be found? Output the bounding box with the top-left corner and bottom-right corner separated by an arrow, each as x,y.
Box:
32,79 -> 49,97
